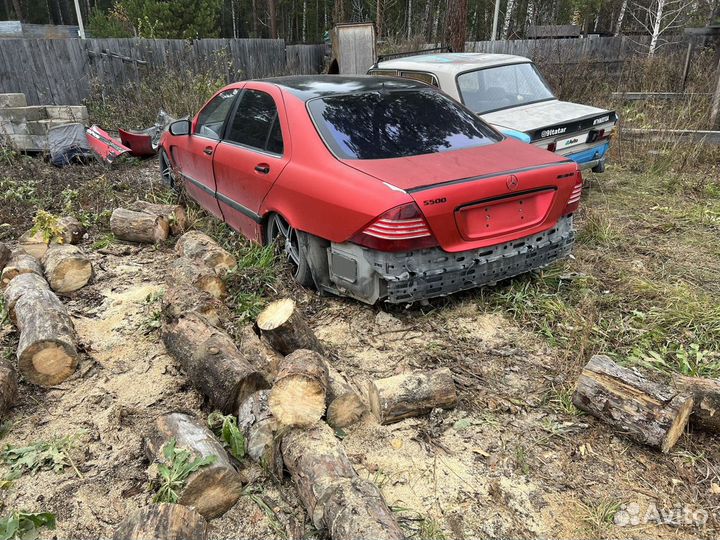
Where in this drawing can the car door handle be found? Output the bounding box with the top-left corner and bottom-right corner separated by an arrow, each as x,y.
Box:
203,146 -> 213,156
255,164 -> 270,174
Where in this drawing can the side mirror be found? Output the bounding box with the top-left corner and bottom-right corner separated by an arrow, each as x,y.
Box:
169,119 -> 191,136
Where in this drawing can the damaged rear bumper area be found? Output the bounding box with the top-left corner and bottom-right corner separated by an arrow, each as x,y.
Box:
322,216 -> 575,304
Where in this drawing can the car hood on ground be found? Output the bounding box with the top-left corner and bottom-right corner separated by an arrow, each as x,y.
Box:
340,137 -> 571,192
481,99 -> 612,134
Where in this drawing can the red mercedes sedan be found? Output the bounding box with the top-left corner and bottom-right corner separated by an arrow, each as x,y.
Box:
159,76 -> 582,304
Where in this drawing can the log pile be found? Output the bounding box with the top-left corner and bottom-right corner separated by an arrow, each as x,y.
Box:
3,271 -> 78,386
237,389 -> 283,478
129,201 -> 187,236
41,244 -> 93,293
145,413 -> 244,519
269,349 -> 329,427
161,286 -> 230,329
573,355 -> 693,452
256,299 -> 324,355
326,364 -> 366,429
1,252 -> 42,288
175,231 -> 236,276
167,258 -> 226,299
110,208 -> 170,244
113,503 -> 207,540
18,216 -> 85,259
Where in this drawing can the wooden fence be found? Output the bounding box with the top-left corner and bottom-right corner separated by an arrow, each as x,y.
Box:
0,38 -> 328,105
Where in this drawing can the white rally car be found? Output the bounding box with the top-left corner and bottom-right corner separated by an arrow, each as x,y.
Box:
369,51 -> 617,172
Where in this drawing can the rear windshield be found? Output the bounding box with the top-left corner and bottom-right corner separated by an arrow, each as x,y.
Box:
457,63 -> 555,114
307,89 -> 500,160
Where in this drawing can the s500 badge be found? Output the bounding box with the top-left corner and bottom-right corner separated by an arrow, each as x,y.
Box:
424,197 -> 447,206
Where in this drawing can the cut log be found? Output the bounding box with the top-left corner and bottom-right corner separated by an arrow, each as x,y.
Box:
12,287 -> 78,386
145,413 -> 244,519
161,313 -> 268,414
175,231 -> 236,276
110,208 -> 169,244
3,272 -> 49,322
129,201 -> 187,236
368,367 -> 457,425
673,375 -> 720,434
237,325 -> 282,382
0,243 -> 10,272
573,355 -> 693,452
113,503 -> 207,540
256,299 -> 323,355
269,349 -> 328,427
167,257 -> 226,299
41,244 -> 92,293
1,252 -> 42,288
237,389 -> 283,478
161,286 -> 231,328
17,217 -> 85,259
0,361 -> 18,418
282,423 -> 406,540
326,365 -> 366,429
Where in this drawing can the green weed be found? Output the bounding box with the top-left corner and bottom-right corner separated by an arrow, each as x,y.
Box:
30,211 -> 63,244
0,511 -> 56,539
152,438 -> 217,503
1,433 -> 84,478
91,233 -> 116,250
579,498 -> 621,535
207,412 -> 246,461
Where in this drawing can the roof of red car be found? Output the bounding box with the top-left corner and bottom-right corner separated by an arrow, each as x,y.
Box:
254,75 -> 429,101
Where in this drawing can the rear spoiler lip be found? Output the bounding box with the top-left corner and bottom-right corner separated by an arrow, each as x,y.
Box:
405,161 -> 574,194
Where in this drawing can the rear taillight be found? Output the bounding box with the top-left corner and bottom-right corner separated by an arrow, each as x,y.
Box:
350,202 -> 439,252
563,171 -> 583,214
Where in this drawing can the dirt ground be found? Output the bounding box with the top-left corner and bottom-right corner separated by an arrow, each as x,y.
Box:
1,158 -> 719,540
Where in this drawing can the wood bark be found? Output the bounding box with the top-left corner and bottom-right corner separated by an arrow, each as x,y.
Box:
282,423 -> 406,540
12,287 -> 78,386
145,413 -> 244,519
269,349 -> 328,427
673,375 -> 720,434
0,361 -> 18,419
3,272 -> 49,323
326,365 -> 365,428
237,389 -> 283,478
573,355 -> 693,452
368,367 -> 457,425
113,503 -> 208,540
237,324 -> 282,382
41,244 -> 92,293
18,217 -> 84,259
161,286 -> 230,329
162,313 -> 268,414
167,257 -> 226,299
1,252 -> 42,288
110,208 -> 169,244
256,299 -> 323,356
129,201 -> 187,236
175,231 -> 236,277
0,243 -> 10,272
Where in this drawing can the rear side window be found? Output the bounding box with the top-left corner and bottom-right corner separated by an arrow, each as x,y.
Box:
308,89 -> 500,160
226,90 -> 284,154
400,71 -> 439,87
195,89 -> 239,139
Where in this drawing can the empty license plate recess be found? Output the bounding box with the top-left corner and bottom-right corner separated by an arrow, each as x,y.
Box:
454,188 -> 556,241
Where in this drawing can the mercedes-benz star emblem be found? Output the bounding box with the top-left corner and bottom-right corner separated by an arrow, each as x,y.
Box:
506,175 -> 519,191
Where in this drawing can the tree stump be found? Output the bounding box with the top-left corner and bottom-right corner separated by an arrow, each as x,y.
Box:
0,361 -> 18,419
175,231 -> 236,276
1,252 -> 42,288
282,423 -> 406,540
129,201 -> 187,236
326,365 -> 366,429
269,349 -> 328,427
113,503 -> 207,540
145,413 -> 244,519
573,355 -> 693,452
18,217 -> 85,259
237,389 -> 283,478
162,313 -> 268,414
41,244 -> 92,293
256,299 -> 323,356
110,208 -> 169,244
167,258 -> 226,299
368,367 -> 457,425
3,272 -> 49,323
12,287 -> 78,386
0,243 -> 10,272
161,286 -> 230,329
673,375 -> 720,434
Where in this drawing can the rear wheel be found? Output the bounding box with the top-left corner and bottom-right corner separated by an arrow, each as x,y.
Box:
591,161 -> 606,173
266,213 -> 313,287
159,149 -> 176,189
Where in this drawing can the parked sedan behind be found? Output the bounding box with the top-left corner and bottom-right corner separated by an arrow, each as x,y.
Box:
160,76 -> 582,304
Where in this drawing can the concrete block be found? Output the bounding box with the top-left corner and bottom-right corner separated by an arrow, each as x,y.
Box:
0,93 -> 27,108
3,133 -> 48,151
25,119 -> 73,136
45,105 -> 88,124
0,106 -> 48,123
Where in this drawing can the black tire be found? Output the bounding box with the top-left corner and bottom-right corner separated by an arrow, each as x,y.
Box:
265,213 -> 314,287
159,148 -> 177,189
591,161 -> 606,173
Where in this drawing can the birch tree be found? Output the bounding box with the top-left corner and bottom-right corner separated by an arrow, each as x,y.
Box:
501,0 -> 515,38
631,0 -> 692,56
